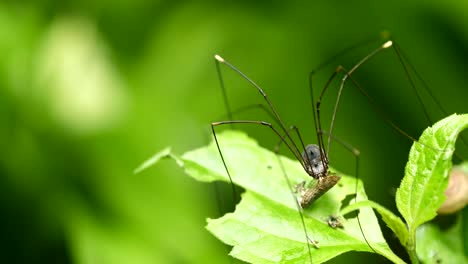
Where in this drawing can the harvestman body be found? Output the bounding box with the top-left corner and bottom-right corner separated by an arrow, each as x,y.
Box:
210,37 -> 453,263
211,42 -> 395,262
210,43 -> 393,262
212,54 -> 353,208
212,55 -> 341,207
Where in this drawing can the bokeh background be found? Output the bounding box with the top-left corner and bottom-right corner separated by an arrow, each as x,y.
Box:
1,0 -> 467,263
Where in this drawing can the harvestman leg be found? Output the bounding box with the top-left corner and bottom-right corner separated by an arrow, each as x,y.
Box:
211,35 -> 463,263
214,55 -> 305,161
214,103 -> 280,128
306,40 -> 409,255
392,43 -> 468,159
317,129 -> 375,251
212,41 -> 436,261
306,38 -> 458,254
272,123 -> 375,252
212,48 -> 385,261
212,52 -> 381,260
302,42 -> 394,255
312,40 -> 453,157
211,120 -> 316,263
213,55 -> 323,263
309,37 -> 466,179
316,41 -> 395,157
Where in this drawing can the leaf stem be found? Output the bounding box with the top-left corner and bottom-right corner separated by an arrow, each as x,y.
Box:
407,230 -> 419,264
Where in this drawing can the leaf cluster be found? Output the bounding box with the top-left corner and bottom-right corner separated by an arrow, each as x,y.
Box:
137,114 -> 468,263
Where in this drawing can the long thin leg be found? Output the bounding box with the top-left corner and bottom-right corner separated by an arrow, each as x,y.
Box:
276,153 -> 317,258
309,36 -> 392,166
272,126 -> 378,254
390,42 -> 429,124
273,125 -> 324,177
318,129 -> 376,254
311,61 -> 420,150
214,56 -> 314,263
211,120 -> 314,263
307,41 -> 406,155
327,41 -> 393,156
215,55 -> 305,165
213,103 -> 280,128
203,104 -> 278,156
332,66 -> 446,153
212,120 -> 307,172
311,69 -> 339,172
216,58 -> 233,123
337,66 -> 420,142
392,42 -> 468,159
312,40 -> 451,156
307,34 -> 391,173
310,32 -> 390,77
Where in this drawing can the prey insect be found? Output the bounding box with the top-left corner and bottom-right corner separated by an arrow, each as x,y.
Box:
326,215 -> 345,229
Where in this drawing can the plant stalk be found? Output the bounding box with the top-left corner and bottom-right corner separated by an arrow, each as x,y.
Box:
406,229 -> 419,264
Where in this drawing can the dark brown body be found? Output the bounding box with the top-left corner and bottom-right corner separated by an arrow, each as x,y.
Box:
300,174 -> 341,208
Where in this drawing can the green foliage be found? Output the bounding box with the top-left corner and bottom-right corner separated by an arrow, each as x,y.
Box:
396,113 -> 468,262
4,1 -> 468,263
138,130 -> 403,263
341,113 -> 468,263
139,114 -> 468,263
396,114 -> 468,231
416,216 -> 468,263
341,200 -> 408,247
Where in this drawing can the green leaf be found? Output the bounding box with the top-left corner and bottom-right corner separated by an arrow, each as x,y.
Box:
341,200 -> 408,246
396,114 -> 468,234
133,147 -> 176,174
416,216 -> 468,263
145,130 -> 404,263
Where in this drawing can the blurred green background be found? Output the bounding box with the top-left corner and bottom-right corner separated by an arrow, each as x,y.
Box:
1,0 -> 467,263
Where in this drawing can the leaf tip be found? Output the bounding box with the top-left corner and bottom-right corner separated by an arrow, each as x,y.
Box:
134,147 -> 173,174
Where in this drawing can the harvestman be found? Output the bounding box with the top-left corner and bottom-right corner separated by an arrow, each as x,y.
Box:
210,37 -> 460,263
